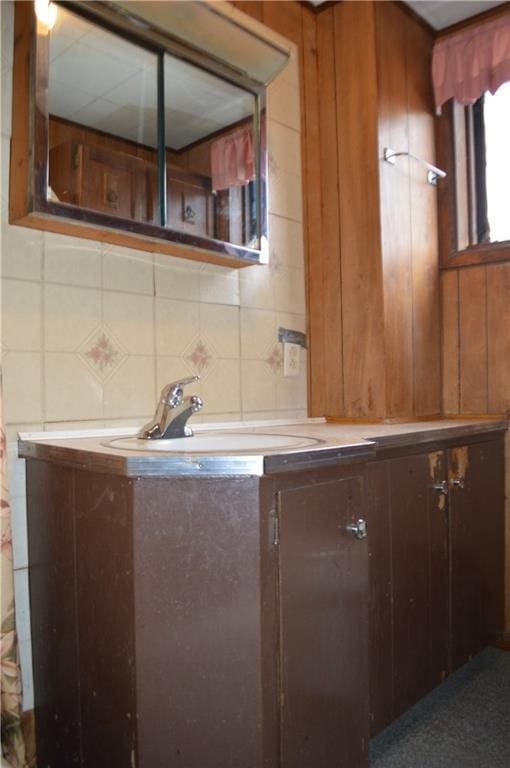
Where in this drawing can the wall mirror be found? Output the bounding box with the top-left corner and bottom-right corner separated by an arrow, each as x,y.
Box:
10,0 -> 286,267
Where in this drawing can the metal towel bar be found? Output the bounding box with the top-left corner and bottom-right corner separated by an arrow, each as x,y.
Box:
383,147 -> 447,186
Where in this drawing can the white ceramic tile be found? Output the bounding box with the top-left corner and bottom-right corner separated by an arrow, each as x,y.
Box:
2,351 -> 42,423
103,291 -> 154,355
240,308 -> 277,359
267,74 -> 300,132
239,264 -> 275,311
268,120 -> 301,176
268,214 -> 304,269
102,247 -> 154,295
6,451 -> 25,499
45,353 -> 103,421
10,494 -> 28,570
154,254 -> 201,301
44,234 -> 102,287
199,303 -> 239,358
276,355 -> 307,410
240,359 -> 276,413
155,298 -> 200,356
1,224 -> 43,281
19,637 -> 34,712
273,267 -> 306,315
1,64 -> 12,138
199,264 -> 240,306
2,280 -> 42,351
44,419 -> 106,432
103,356 -> 155,419
201,359 -> 241,415
44,284 -> 102,351
268,166 -> 303,222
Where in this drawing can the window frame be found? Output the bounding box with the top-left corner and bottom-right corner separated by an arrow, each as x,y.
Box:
10,0 -> 268,268
435,98 -> 510,269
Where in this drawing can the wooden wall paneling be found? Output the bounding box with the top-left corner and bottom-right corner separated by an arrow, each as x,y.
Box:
302,7 -> 328,416
406,15 -> 441,417
334,1 -> 386,419
262,2 -> 303,50
375,2 -> 414,418
458,266 -> 488,413
233,1 -> 263,21
487,263 -> 510,414
440,270 -> 460,413
315,7 -> 343,417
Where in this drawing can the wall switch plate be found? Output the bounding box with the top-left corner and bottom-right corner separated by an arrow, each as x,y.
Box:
283,342 -> 300,377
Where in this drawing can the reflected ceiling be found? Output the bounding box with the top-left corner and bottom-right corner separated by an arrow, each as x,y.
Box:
48,5 -> 254,151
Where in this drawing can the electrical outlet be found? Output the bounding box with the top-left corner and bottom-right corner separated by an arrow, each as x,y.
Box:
283,342 -> 300,377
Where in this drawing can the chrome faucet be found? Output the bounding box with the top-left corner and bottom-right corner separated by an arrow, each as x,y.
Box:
139,376 -> 203,440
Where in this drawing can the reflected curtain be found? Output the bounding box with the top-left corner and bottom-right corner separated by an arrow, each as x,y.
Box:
211,125 -> 255,192
432,14 -> 510,111
1,368 -> 27,767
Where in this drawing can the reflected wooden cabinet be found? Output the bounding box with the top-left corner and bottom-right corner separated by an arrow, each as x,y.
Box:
49,139 -> 215,236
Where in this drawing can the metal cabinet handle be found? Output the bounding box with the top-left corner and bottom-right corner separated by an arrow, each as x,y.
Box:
432,481 -> 449,495
450,477 -> 465,489
346,519 -> 367,540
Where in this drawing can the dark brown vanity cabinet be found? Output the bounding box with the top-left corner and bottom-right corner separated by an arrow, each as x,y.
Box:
25,460 -> 369,768
367,434 -> 506,737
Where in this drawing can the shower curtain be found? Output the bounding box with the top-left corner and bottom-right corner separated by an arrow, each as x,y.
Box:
1,370 -> 27,767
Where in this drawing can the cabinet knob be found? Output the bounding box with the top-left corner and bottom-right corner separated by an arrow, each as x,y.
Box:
346,519 -> 367,540
432,480 -> 449,495
449,477 -> 465,489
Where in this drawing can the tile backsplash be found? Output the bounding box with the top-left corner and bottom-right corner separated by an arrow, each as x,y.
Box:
0,0 -> 307,711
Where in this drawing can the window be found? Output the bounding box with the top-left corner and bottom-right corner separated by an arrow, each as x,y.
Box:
436,84 -> 510,266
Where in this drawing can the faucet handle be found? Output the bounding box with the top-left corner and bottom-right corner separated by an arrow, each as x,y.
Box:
160,375 -> 200,406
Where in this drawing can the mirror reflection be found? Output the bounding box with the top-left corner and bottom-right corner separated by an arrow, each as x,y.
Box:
47,5 -> 262,248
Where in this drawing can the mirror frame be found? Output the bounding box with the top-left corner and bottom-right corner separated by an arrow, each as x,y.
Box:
10,0 -> 268,268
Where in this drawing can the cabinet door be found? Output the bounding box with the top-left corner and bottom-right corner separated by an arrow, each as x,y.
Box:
277,476 -> 368,768
449,440 -> 505,671
388,452 -> 449,721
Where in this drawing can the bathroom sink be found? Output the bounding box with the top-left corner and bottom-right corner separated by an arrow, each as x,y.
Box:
105,431 -> 323,454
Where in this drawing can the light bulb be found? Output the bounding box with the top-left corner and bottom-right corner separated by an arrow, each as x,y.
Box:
34,0 -> 57,30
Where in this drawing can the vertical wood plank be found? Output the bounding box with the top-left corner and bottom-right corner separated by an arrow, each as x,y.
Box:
316,7 -> 343,416
406,15 -> 441,417
334,1 -> 386,419
487,263 -> 510,414
441,270 -> 460,414
459,266 -> 488,413
233,1 -> 263,21
376,2 -> 414,418
302,6 -> 329,416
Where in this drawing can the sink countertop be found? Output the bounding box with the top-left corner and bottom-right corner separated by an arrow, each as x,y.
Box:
18,418 -> 507,477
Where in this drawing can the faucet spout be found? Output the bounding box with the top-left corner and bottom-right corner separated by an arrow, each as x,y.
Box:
139,376 -> 203,440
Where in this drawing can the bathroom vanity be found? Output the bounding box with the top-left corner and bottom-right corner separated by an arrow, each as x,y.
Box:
19,418 -> 506,768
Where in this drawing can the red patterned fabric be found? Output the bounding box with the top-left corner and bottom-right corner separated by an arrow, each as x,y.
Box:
432,15 -> 510,110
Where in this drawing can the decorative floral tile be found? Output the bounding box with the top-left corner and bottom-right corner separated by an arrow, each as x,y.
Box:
265,343 -> 283,374
184,338 -> 214,378
78,325 -> 126,383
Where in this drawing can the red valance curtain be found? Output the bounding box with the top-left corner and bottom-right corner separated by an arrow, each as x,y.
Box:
432,14 -> 510,111
211,125 -> 255,192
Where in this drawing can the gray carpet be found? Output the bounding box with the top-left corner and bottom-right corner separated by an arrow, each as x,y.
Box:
370,648 -> 510,768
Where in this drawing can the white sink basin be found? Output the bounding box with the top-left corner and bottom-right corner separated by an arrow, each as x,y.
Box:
106,431 -> 322,454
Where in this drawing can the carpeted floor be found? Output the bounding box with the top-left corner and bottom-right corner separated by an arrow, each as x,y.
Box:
370,648 -> 510,768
